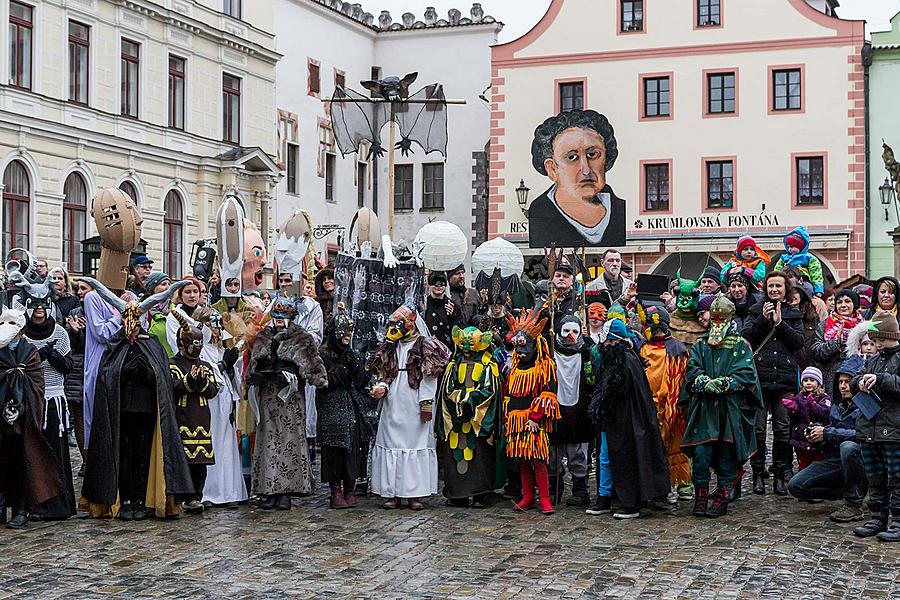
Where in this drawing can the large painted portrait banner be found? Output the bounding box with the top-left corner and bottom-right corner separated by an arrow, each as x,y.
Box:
528,109 -> 626,249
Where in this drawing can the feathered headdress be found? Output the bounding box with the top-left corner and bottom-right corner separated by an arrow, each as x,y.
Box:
506,304 -> 548,340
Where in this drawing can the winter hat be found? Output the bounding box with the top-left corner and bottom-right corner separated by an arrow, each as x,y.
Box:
701,265 -> 721,285
854,284 -> 873,310
736,235 -> 757,254
785,233 -> 806,251
726,267 -> 755,290
835,355 -> 865,379
834,289 -> 861,313
428,271 -> 448,286
800,366 -> 823,386
794,281 -> 815,303
870,311 -> 900,340
697,294 -> 716,312
143,271 -> 170,294
606,318 -> 630,342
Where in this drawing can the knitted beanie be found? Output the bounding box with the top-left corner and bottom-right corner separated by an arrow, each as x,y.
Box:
870,311 -> 900,340
736,235 -> 757,254
785,233 -> 806,251
800,366 -> 823,386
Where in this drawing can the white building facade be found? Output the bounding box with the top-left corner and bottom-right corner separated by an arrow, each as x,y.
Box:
489,0 -> 866,282
273,0 -> 501,261
0,0 -> 280,278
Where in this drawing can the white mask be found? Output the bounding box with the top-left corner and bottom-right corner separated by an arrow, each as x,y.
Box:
0,308 -> 25,347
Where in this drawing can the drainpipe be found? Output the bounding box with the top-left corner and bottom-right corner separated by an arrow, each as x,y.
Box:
863,42 -> 873,279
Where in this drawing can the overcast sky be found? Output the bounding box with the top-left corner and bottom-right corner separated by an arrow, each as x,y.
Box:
360,0 -> 900,42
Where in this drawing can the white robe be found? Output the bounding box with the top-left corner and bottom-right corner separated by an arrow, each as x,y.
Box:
166,306 -> 248,504
370,339 -> 438,499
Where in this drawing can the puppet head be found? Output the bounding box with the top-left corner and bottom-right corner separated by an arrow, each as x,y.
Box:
91,188 -> 143,290
16,277 -> 54,319
77,276 -> 187,342
274,209 -> 315,290
241,223 -> 267,293
0,307 -> 25,348
172,309 -> 204,360
361,72 -> 418,101
507,305 -> 548,362
216,195 -> 245,298
386,305 -> 418,342
451,325 -> 492,355
641,305 -> 670,341
555,315 -> 584,353
674,269 -> 702,318
707,294 -> 736,348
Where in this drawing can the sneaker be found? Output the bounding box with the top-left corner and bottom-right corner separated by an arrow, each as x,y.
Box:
677,484 -> 694,500
585,496 -> 612,515
666,491 -> 679,505
648,497 -> 672,512
853,517 -> 889,538
876,522 -> 900,542
613,507 -> 640,519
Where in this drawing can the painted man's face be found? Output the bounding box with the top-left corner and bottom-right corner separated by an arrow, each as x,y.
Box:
545,127 -> 606,203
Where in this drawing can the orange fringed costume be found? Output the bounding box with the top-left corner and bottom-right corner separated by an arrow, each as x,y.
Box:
641,342 -> 690,487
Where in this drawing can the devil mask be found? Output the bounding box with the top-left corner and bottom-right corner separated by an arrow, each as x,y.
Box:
386,306 -> 417,343
172,310 -> 204,360
707,295 -> 736,348
17,279 -> 54,318
555,315 -> 584,353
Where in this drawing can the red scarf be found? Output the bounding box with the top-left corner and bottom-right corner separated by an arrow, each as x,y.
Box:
824,311 -> 861,343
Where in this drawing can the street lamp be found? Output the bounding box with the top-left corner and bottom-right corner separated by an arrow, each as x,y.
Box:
880,176 -> 897,221
516,179 -> 530,218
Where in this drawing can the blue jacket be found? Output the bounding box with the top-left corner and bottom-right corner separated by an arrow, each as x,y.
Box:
823,401 -> 859,459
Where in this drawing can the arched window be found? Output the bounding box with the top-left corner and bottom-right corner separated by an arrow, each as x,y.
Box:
63,173 -> 88,273
2,160 -> 31,256
118,180 -> 139,206
164,190 -> 183,278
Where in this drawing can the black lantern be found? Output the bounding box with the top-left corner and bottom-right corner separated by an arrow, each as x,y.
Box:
516,179 -> 531,217
880,177 -> 896,221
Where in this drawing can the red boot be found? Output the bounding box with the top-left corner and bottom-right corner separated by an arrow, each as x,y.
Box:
533,461 -> 555,515
513,462 -> 535,511
329,482 -> 348,509
343,480 -> 357,508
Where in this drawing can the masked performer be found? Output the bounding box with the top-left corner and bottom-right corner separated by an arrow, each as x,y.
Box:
78,278 -> 193,521
590,319 -> 670,519
680,296 -> 762,518
0,308 -> 63,529
246,296 -> 327,510
548,315 -> 596,507
669,272 -> 707,348
317,305 -> 375,509
639,305 -> 691,501
435,325 -> 501,507
505,306 -> 560,515
369,306 -> 450,510
169,310 -> 220,513
20,282 -> 76,520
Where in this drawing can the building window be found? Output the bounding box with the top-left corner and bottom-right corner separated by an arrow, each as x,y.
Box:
164,190 -> 184,278
223,73 -> 241,143
796,156 -> 825,206
620,1 -> 643,31
308,60 -> 320,96
286,143 -> 299,194
643,77 -> 670,118
394,164 -> 413,210
706,160 -> 734,209
335,70 -> 345,92
357,162 -> 367,208
707,72 -> 735,115
422,163 -> 444,210
2,161 -> 30,257
644,163 -> 670,212
9,1 -> 33,89
223,0 -> 241,19
68,21 -> 90,104
119,180 -> 139,205
168,55 -> 186,129
121,39 -> 140,118
697,0 -> 721,26
558,82 -> 584,112
773,68 -> 802,111
324,153 -> 336,202
62,173 -> 87,273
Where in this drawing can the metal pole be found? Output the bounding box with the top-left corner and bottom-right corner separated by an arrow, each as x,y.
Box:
388,103 -> 396,238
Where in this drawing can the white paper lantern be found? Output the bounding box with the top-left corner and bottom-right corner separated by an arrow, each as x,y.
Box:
415,221 -> 468,271
471,237 -> 524,277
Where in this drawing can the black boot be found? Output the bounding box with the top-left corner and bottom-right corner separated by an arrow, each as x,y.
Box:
276,495 -> 292,510
132,501 -> 147,521
854,514 -> 889,537
0,492 -> 6,525
705,486 -> 729,518
692,486 -> 709,517
728,469 -> 745,502
752,469 -> 765,495
566,476 -> 591,507
876,520 -> 900,542
259,495 -> 277,510
771,441 -> 789,496
6,508 -> 27,530
118,501 -> 134,521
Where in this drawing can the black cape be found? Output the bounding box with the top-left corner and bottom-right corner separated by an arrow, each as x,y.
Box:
590,342 -> 670,508
528,184 -> 626,248
81,330 -> 193,507
550,344 -> 596,445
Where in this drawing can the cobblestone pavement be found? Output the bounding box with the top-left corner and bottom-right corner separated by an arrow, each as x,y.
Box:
2,452 -> 900,599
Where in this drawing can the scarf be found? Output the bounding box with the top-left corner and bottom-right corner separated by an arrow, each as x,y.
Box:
824,312 -> 862,343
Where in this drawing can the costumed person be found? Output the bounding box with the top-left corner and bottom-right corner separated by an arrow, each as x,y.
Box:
587,302 -> 607,344
435,325 -> 501,508
504,306 -> 560,515
246,296 -> 327,510
316,305 -> 375,509
721,235 -> 770,286
589,319 -> 670,519
639,304 -> 692,502
424,271 -> 459,349
20,284 -> 76,520
369,305 -> 450,510
143,271 -> 173,356
812,289 -> 862,400
168,309 -> 219,513
473,267 -> 519,348
669,272 -> 707,348
772,226 -> 825,295
82,280 -> 122,450
78,278 -> 194,521
0,308 -> 64,529
65,278 -> 90,469
548,314 -> 596,507
680,295 -> 763,518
